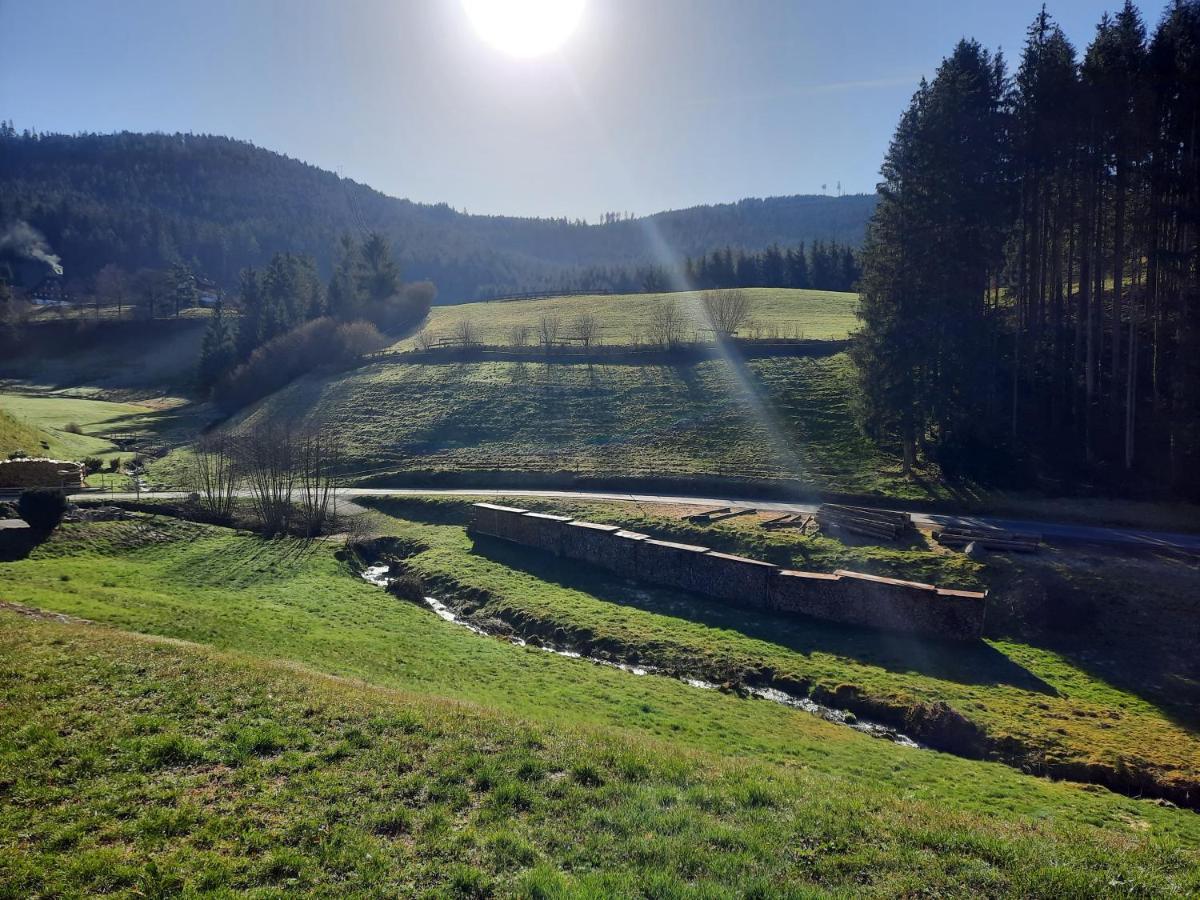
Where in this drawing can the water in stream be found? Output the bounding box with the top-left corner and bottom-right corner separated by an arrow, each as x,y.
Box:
361,565 -> 921,748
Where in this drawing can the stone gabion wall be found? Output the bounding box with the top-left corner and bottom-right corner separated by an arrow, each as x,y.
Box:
468,503 -> 987,641
0,458 -> 85,490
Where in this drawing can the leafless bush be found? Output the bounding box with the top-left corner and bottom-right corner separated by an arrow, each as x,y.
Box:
190,433 -> 239,521
235,422 -> 297,535
572,313 -> 599,349
508,324 -> 531,348
703,288 -> 752,338
538,314 -> 561,348
414,328 -> 436,351
296,428 -> 341,536
336,321 -> 389,358
64,422 -> 83,435
214,317 -> 388,412
647,299 -> 686,349
453,318 -> 478,348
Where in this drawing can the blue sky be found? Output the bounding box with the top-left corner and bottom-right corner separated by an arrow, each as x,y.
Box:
0,0 -> 1152,219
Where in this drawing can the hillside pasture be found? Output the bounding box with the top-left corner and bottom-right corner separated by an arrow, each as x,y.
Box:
391,288 -> 860,350
237,352 -> 945,500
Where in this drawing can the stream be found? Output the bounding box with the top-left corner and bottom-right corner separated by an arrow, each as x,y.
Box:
361,564 -> 922,749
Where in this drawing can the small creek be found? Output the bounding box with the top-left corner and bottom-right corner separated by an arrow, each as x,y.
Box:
362,565 -> 921,749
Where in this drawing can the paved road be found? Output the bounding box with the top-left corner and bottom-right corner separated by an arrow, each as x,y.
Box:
60,486 -> 1200,552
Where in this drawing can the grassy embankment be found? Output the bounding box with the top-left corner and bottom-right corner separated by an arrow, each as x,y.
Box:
389,288 -> 860,349
1,514 -> 1199,895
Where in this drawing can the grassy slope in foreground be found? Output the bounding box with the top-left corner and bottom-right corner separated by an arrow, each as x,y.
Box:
2,518 -> 1199,839
391,288 -> 860,349
4,614 -> 1198,897
240,352 -> 948,500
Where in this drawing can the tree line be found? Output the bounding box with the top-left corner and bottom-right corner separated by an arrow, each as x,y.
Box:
854,1 -> 1200,496
678,240 -> 860,292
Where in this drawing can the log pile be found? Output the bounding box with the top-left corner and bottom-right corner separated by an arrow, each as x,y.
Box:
760,512 -> 812,531
685,506 -> 756,524
933,526 -> 1040,553
816,504 -> 913,542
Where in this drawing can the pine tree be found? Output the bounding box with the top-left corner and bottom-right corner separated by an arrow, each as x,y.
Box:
357,232 -> 400,304
197,297 -> 236,389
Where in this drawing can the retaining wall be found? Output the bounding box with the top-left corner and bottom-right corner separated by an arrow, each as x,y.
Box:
0,459 -> 85,490
468,503 -> 986,641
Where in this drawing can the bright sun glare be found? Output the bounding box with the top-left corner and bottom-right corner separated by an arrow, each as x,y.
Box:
462,0 -> 585,58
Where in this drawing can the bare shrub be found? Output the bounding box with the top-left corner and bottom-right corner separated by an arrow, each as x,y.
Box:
508,324 -> 531,348
335,321 -> 388,358
572,313 -> 599,349
235,422 -> 297,535
64,422 -> 83,435
538,314 -> 561,349
647,299 -> 685,349
703,288 -> 752,338
453,318 -> 478,348
191,433 -> 239,521
296,428 -> 341,536
214,317 -> 386,412
414,328 -> 436,351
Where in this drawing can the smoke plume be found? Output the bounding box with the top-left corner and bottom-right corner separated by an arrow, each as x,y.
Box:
0,220 -> 64,276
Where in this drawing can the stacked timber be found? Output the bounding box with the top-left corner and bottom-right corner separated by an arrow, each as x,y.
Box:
686,506 -> 755,524
933,526 -> 1040,553
760,513 -> 811,531
816,504 -> 912,542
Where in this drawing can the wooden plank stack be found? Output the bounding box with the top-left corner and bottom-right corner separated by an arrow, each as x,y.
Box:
816,504 -> 913,542
760,512 -> 809,530
686,506 -> 756,524
932,526 -> 1041,552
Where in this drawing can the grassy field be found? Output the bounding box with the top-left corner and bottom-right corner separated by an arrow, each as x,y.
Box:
0,390 -> 149,465
390,288 -> 860,349
238,352 -> 950,500
2,513 -> 1199,895
6,611 -> 1198,897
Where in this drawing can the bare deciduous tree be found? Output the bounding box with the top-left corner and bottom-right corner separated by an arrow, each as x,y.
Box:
647,299 -> 685,349
572,313 -> 599,349
453,318 -> 478,348
538,314 -> 561,349
296,428 -> 341,537
703,288 -> 752,338
414,328 -> 436,351
236,422 -> 297,535
508,324 -> 531,348
190,433 -> 239,521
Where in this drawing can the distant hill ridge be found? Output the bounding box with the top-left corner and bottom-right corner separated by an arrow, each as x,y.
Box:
0,130 -> 876,302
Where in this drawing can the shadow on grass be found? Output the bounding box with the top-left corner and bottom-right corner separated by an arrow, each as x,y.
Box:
470,534 -> 1057,696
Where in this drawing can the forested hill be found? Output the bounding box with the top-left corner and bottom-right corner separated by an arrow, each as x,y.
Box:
0,130 -> 876,302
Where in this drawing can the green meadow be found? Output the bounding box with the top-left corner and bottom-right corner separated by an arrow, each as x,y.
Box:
1,513 -> 1198,895
237,352 -> 948,500
389,288 -> 860,349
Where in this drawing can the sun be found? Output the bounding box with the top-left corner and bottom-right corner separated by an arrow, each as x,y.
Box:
462,0 -> 585,58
